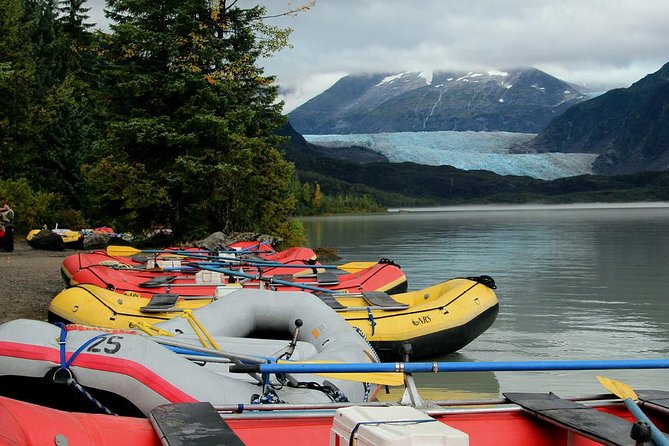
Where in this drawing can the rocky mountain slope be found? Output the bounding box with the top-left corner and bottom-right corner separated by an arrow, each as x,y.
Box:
517,62 -> 669,175
288,68 -> 590,134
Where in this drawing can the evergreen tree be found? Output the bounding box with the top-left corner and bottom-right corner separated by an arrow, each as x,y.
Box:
0,0 -> 99,208
92,0 -> 297,238
0,0 -> 38,178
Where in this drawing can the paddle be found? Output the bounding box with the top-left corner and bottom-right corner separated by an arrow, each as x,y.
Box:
153,338 -> 401,385
106,245 -> 342,272
106,245 -> 273,258
196,263 -> 344,293
596,375 -> 669,446
275,359 -> 404,386
230,358 -> 669,374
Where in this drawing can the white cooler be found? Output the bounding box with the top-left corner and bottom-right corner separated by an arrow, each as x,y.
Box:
330,406 -> 469,446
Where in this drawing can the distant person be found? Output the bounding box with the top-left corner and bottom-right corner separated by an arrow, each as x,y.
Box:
0,201 -> 15,252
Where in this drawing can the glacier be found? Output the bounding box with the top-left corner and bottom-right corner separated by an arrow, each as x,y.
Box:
303,131 -> 597,180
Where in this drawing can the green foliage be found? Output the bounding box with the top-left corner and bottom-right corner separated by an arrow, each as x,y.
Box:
94,1 -> 298,239
294,180 -> 386,215
0,0 -> 309,242
272,218 -> 307,251
0,177 -> 85,233
81,155 -> 169,232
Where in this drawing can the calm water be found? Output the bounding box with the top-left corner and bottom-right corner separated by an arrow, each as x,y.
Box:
300,203 -> 669,399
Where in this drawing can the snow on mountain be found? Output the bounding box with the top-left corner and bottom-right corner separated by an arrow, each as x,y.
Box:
304,131 -> 597,180
289,68 -> 591,134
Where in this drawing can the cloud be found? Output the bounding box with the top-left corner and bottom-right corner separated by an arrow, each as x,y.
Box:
84,0 -> 669,112
259,0 -> 669,111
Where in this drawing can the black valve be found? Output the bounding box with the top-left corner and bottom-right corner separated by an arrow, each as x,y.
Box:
630,420 -> 652,445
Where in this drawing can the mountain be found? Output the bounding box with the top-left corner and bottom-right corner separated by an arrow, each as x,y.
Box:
288,68 -> 590,134
519,62 -> 669,175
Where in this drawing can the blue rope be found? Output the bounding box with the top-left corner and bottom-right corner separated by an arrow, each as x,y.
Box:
56,324 -> 117,416
58,326 -> 110,369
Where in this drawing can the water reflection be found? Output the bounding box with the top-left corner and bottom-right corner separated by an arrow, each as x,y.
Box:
301,204 -> 669,396
376,353 -> 500,402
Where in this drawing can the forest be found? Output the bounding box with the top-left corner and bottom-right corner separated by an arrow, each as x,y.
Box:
0,0 -> 323,245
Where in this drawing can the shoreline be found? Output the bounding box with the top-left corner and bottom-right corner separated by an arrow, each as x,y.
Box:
387,201 -> 669,213
0,240 -> 71,324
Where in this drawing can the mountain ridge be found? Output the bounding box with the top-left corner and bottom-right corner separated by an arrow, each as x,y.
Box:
288,67 -> 590,134
517,61 -> 669,174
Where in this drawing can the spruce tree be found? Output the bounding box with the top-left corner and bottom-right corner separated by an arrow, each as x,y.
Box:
0,0 -> 38,178
92,1 -> 297,239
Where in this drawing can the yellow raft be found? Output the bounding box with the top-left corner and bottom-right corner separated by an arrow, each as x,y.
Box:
48,276 -> 499,360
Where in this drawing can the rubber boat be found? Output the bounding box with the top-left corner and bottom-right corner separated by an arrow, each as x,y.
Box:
26,228 -> 82,250
2,359 -> 669,446
47,276 -> 498,360
27,227 -> 131,251
0,396 -> 160,446
1,290 -> 379,416
60,244 -> 317,284
65,258 -> 408,298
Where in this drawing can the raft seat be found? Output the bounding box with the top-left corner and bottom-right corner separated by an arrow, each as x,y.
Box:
315,291 -> 410,312
139,275 -> 177,288
638,390 -> 669,411
150,402 -> 245,446
140,294 -> 182,313
504,392 -> 658,446
360,291 -> 409,309
317,294 -> 347,310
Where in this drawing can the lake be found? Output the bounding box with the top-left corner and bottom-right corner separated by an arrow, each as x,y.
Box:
300,203 -> 669,400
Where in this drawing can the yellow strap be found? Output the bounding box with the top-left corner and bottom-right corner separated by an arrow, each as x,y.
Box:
182,310 -> 220,350
129,321 -> 174,337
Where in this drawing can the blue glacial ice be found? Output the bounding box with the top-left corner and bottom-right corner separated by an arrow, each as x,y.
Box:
304,131 -> 597,180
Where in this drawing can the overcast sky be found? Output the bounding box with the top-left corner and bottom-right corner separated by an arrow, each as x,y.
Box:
87,1 -> 669,113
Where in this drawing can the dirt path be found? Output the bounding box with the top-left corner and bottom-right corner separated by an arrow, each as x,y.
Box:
0,240 -> 72,324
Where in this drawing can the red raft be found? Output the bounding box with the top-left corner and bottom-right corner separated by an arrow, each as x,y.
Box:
3,391 -> 669,446
60,243 -> 314,284
67,258 -> 407,298
0,396 -> 160,446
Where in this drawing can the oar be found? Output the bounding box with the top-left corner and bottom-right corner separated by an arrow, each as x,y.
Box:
230,358 -> 669,375
154,338 -> 401,385
106,245 -> 337,271
596,376 -> 669,446
195,260 -> 344,271
275,359 -> 404,386
197,264 -> 345,294
107,245 -> 212,258
106,245 -> 273,258
108,246 -> 385,276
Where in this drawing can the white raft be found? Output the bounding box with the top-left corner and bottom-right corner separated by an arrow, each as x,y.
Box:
0,289 -> 378,416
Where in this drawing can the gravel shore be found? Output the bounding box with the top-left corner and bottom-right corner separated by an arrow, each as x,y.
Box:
0,240 -> 72,324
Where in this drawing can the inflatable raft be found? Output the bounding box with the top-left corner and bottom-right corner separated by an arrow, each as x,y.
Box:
2,290 -> 379,416
4,375 -> 668,446
66,258 -> 407,298
60,245 -> 318,284
48,276 -> 498,360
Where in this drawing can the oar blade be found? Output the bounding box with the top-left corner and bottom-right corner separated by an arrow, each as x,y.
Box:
337,261 -> 377,274
596,375 -> 638,400
317,371 -> 404,387
106,245 -> 142,257
277,359 -> 404,386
